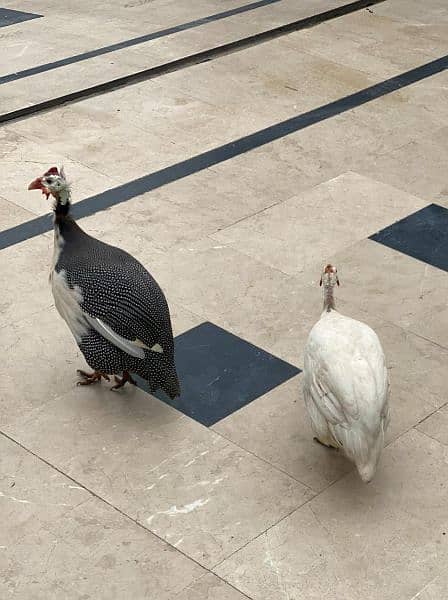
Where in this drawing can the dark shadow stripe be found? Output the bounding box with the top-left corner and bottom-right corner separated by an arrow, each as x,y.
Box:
370,204 -> 448,272
0,8 -> 42,28
0,0 -> 387,124
0,0 -> 282,85
1,54 -> 446,251
137,322 -> 300,427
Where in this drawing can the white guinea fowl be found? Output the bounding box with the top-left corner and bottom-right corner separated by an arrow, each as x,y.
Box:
303,265 -> 390,483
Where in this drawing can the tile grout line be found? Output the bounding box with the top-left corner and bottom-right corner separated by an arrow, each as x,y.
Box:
0,0 -> 283,86
415,427 -> 448,448
1,56 -> 447,251
381,402 -> 448,458
211,420 -> 448,574
207,191 -> 437,281
0,427 -> 303,599
210,463 -> 349,572
211,420 -> 319,495
0,429 -> 227,580
175,570 -> 255,600
0,194 -> 41,221
414,399 -> 448,429
0,0 -> 389,125
405,328 -> 448,353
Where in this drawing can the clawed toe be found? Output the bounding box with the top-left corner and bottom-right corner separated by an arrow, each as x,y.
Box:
76,370 -> 110,386
111,371 -> 136,391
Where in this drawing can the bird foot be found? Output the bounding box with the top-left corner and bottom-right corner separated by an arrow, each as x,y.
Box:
77,370 -> 110,386
111,371 -> 137,391
313,437 -> 339,451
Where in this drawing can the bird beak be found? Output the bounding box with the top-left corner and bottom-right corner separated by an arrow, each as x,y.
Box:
319,277 -> 322,287
336,276 -> 340,286
28,177 -> 44,191
28,177 -> 50,199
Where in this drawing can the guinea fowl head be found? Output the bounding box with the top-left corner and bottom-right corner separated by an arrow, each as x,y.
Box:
28,166 -> 70,205
320,264 -> 340,289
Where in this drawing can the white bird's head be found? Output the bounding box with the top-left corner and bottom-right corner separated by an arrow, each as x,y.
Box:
320,264 -> 340,289
28,166 -> 70,204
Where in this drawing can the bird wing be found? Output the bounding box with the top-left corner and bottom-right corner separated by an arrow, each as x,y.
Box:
83,314 -> 163,358
306,355 -> 356,428
304,315 -> 388,431
56,237 -> 173,358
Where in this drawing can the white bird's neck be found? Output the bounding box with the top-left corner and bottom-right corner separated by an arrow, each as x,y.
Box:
322,284 -> 336,313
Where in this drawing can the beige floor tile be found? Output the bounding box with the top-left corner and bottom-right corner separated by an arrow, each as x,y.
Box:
209,135 -> 337,212
0,307 -> 82,428
282,13 -> 447,79
7,103 -> 188,182
212,172 -> 426,276
375,0 -> 448,25
0,127 -> 119,217
348,85 -> 446,156
213,314 -> 448,492
0,194 -> 37,229
0,13 -> 138,74
0,301 -> 198,430
412,574 -> 448,600
417,404 -> 448,446
356,127 -> 448,203
145,238 -> 318,366
409,307 -> 448,353
215,429 -> 448,600
8,385 -> 312,568
177,573 -> 249,600
1,53 -> 147,116
80,165 -> 292,257
2,2 -> 448,594
325,239 -> 448,343
157,41 -> 374,117
0,434 -> 204,599
213,377 -> 352,493
0,0 -> 353,115
0,231 -> 53,328
335,312 -> 448,444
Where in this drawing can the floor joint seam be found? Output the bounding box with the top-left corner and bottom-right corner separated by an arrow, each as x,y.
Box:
0,430 -> 219,574
2,55 -> 447,250
405,328 -> 448,353
414,428 -> 448,447
0,0 -> 389,125
210,424 -> 318,495
210,471 -> 346,571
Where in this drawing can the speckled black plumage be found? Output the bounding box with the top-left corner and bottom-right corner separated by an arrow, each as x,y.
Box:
54,206 -> 180,399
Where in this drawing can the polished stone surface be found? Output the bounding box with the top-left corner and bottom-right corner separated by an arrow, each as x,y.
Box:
148,321 -> 300,426
0,434 -> 204,599
7,385 -> 312,568
216,430 -> 448,600
1,0 -> 447,597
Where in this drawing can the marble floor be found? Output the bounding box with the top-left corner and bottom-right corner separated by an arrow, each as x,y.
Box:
0,1 -> 447,598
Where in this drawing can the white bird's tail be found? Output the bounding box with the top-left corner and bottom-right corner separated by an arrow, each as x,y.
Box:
353,419 -> 386,483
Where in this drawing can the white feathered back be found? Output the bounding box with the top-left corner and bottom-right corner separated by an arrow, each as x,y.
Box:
303,266 -> 390,483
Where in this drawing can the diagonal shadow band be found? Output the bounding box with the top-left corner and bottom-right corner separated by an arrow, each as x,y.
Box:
0,54 -> 446,252
0,0 -> 387,123
0,0 -> 282,85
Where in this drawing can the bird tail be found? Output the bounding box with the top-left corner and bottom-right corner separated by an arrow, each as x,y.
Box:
354,420 -> 386,483
162,367 -> 181,400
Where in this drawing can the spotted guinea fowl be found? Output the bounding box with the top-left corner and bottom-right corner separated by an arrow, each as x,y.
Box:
303,265 -> 390,483
28,166 -> 180,397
